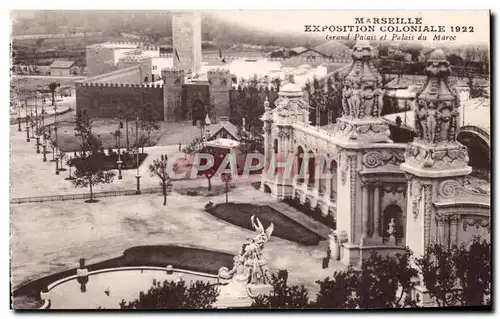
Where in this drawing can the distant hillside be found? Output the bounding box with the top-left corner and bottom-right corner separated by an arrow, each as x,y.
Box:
10,10 -> 323,49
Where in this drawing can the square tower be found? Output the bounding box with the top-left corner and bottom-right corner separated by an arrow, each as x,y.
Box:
172,11 -> 202,73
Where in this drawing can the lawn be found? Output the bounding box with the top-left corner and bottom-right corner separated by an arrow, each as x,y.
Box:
47,118 -> 164,152
206,203 -> 323,246
70,153 -> 148,171
48,119 -> 202,152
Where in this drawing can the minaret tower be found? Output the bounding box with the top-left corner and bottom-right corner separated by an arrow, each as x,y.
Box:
333,40 -> 399,265
171,11 -> 202,73
401,49 -> 471,258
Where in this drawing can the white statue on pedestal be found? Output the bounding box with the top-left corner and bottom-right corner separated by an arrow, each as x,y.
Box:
218,216 -> 274,287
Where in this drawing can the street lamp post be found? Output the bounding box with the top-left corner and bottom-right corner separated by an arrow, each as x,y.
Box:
36,135 -> 40,153
55,155 -> 60,175
25,116 -> 30,142
65,155 -> 74,180
29,98 -> 35,138
41,107 -> 45,144
17,103 -> 21,132
125,117 -> 129,150
54,104 -> 58,159
135,117 -> 141,195
117,129 -> 123,180
30,120 -> 35,138
34,91 -> 39,134
42,140 -> 47,162
59,151 -> 64,171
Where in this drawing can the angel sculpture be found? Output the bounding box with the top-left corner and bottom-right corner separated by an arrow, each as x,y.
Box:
218,215 -> 275,285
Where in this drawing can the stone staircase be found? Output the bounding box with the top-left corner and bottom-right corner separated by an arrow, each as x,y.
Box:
268,202 -> 332,239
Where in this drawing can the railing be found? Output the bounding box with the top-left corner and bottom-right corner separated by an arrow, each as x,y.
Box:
10,186 -> 172,205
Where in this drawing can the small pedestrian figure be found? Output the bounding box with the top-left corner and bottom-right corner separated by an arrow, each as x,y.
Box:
178,142 -> 181,151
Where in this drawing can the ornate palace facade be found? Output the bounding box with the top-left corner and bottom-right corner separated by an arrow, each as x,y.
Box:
260,41 -> 490,278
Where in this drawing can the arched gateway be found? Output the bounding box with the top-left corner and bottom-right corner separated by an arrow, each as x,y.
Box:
260,41 -> 490,278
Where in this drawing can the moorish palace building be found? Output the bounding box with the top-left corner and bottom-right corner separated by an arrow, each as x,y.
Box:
76,11 -> 352,125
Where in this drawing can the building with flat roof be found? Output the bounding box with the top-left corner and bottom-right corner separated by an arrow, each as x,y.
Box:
49,60 -> 76,76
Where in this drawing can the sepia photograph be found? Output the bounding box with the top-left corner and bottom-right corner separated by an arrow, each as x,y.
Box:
8,9 -> 491,310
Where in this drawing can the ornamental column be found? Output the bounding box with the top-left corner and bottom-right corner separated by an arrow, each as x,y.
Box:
373,182 -> 381,238
260,99 -> 272,192
449,214 -> 460,248
361,181 -> 370,242
436,214 -> 446,247
324,160 -> 332,200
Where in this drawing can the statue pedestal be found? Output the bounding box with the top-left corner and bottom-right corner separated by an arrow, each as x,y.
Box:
402,141 -> 471,178
247,284 -> 273,298
215,281 -> 254,309
335,116 -> 391,144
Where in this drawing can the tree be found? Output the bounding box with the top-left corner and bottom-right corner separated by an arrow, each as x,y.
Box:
315,249 -> 418,309
354,249 -> 418,309
252,274 -> 310,309
416,241 -> 491,307
326,74 -> 343,122
453,240 -> 491,306
314,270 -> 358,309
467,75 -> 488,98
242,75 -> 262,136
47,82 -> 60,106
74,110 -> 94,157
138,109 -> 161,145
310,77 -> 328,126
237,126 -> 264,154
120,279 -> 219,309
182,137 -> 203,155
447,53 -> 464,66
148,154 -> 171,206
271,77 -> 281,92
199,148 -> 219,192
133,133 -> 149,154
221,172 -> 232,203
416,244 -> 460,307
72,153 -> 115,203
48,137 -> 57,161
